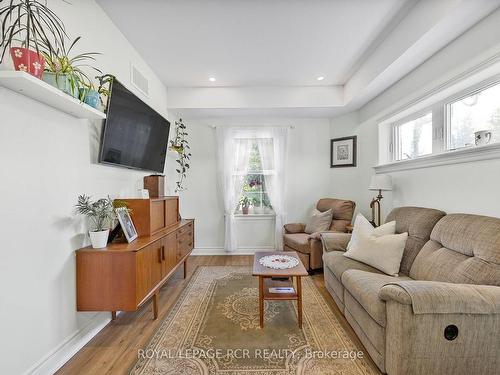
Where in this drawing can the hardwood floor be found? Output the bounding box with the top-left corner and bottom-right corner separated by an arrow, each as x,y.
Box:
57,255 -> 377,374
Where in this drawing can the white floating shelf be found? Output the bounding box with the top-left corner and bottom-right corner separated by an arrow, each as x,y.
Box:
0,70 -> 106,120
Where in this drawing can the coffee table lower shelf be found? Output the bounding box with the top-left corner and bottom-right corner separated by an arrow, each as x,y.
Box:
258,276 -> 303,328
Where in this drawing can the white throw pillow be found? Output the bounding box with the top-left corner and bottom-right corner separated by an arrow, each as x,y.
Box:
347,214 -> 396,251
304,209 -> 333,234
344,214 -> 408,276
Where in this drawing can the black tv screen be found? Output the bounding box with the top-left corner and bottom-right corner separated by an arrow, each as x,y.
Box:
99,79 -> 170,173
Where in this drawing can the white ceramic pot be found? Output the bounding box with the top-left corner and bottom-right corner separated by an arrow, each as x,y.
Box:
474,130 -> 492,146
89,229 -> 109,249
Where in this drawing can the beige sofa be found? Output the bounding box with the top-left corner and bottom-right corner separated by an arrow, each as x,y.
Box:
283,198 -> 355,271
322,207 -> 500,374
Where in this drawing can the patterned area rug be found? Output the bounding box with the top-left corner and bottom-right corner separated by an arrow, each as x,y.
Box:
130,266 -> 378,375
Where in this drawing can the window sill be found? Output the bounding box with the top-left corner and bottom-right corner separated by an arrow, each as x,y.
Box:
374,142 -> 500,173
234,214 -> 276,220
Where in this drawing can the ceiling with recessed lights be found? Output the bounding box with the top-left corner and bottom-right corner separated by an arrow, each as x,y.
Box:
98,0 -> 403,87
97,0 -> 500,117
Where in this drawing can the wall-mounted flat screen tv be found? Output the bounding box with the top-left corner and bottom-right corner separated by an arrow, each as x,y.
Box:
99,79 -> 170,173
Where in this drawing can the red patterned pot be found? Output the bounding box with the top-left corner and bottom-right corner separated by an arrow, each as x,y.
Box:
10,47 -> 45,79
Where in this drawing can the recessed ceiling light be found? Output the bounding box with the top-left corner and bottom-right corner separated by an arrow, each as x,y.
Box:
317,76 -> 325,81
209,77 -> 216,82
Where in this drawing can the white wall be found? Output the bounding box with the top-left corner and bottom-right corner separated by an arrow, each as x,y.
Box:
0,1 -> 172,374
330,7 -> 500,220
174,117 -> 332,253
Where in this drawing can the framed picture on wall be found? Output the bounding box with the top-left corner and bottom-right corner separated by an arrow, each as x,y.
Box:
330,136 -> 357,168
116,207 -> 138,243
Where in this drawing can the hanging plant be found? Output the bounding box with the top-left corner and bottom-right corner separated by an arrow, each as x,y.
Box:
169,118 -> 191,192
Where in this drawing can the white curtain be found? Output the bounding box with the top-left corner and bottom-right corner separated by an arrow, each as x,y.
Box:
257,127 -> 288,250
215,127 -> 252,252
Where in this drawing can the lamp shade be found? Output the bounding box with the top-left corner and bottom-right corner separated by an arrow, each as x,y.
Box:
369,174 -> 392,191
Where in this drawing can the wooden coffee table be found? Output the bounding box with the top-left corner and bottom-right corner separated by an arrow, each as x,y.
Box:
252,251 -> 308,328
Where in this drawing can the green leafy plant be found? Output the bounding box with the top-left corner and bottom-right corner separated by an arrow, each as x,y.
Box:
75,195 -> 115,232
239,196 -> 252,208
169,118 -> 191,192
40,36 -> 102,99
0,0 -> 67,62
95,73 -> 114,107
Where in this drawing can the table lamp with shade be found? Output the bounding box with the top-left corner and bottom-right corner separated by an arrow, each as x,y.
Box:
369,174 -> 392,227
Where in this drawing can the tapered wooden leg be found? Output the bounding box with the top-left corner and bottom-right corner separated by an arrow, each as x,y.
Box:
259,276 -> 264,328
152,292 -> 159,320
111,311 -> 116,320
183,259 -> 187,279
297,276 -> 303,328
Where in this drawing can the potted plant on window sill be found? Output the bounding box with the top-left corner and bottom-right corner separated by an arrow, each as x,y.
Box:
0,0 -> 67,79
239,196 -> 252,215
75,195 -> 115,249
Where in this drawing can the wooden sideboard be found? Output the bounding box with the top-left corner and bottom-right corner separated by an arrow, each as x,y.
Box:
75,196 -> 194,320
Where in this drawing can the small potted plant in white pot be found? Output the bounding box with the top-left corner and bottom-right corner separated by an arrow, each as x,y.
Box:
75,194 -> 114,249
239,196 -> 252,215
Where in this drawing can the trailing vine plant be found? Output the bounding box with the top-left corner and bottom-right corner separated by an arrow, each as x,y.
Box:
169,118 -> 191,192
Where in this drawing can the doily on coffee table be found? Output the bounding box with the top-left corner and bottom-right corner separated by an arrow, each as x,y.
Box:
259,255 -> 299,270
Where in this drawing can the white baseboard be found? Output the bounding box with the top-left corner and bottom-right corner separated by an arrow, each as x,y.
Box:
24,312 -> 112,375
192,246 -> 275,256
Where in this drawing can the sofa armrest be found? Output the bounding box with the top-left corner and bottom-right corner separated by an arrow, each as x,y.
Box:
284,223 -> 306,234
320,232 -> 351,252
379,281 -> 500,315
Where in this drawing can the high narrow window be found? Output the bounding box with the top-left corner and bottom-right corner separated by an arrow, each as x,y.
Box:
393,112 -> 433,160
447,82 -> 500,150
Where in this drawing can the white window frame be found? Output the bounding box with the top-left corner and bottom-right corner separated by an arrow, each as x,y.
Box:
390,109 -> 434,162
444,78 -> 500,151
234,138 -> 275,216
377,74 -> 500,173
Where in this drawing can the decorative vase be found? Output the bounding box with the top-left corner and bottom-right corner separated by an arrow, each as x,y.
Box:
474,130 -> 492,146
10,47 -> 45,79
89,229 -> 109,249
242,205 -> 249,215
42,72 -> 79,98
79,88 -> 101,108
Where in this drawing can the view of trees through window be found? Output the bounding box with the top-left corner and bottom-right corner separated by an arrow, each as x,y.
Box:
237,141 -> 273,214
395,112 -> 433,160
448,83 -> 500,149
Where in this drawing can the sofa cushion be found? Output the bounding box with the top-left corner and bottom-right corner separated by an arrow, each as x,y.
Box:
410,214 -> 500,286
341,270 -> 412,327
385,207 -> 446,275
323,251 -> 383,283
283,233 -> 310,253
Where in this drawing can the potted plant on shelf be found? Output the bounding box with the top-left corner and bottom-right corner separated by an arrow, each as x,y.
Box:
0,0 -> 66,79
239,196 -> 252,215
169,118 -> 191,192
75,194 -> 115,249
40,36 -> 101,99
95,73 -> 114,110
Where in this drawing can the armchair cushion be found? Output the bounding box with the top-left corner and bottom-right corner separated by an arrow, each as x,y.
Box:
304,209 -> 333,234
379,280 -> 500,314
283,233 -> 310,253
284,223 -> 306,234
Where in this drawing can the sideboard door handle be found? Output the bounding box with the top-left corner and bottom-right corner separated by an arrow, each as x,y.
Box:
161,245 -> 165,261
158,247 -> 162,263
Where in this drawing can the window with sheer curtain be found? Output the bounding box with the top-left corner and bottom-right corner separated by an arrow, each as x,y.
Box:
234,140 -> 274,215
215,127 -> 288,252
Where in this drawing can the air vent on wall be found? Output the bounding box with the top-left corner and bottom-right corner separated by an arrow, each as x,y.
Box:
130,62 -> 149,97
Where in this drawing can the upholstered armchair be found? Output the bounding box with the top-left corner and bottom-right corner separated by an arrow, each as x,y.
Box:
283,198 -> 355,271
